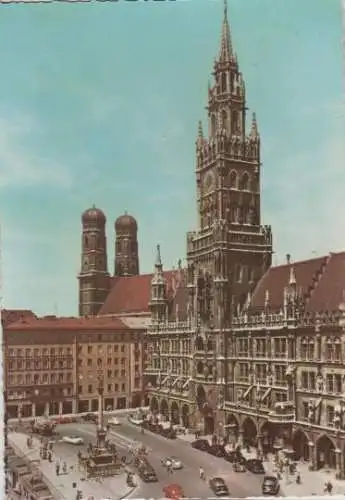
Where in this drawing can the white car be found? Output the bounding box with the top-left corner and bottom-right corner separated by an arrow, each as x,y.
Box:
108,417 -> 120,426
161,456 -> 183,470
62,435 -> 84,445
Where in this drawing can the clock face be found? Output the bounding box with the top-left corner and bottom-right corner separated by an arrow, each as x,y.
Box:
204,172 -> 215,193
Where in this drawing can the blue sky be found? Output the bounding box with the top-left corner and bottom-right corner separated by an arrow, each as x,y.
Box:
0,0 -> 342,316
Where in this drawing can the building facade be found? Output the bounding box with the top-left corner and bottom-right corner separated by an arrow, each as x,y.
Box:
4,315 -> 146,419
144,0 -> 345,480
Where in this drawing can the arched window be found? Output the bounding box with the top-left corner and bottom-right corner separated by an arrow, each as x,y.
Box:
221,73 -> 227,93
232,110 -> 239,132
229,171 -> 237,188
84,235 -> 89,247
235,265 -> 242,283
239,172 -> 250,191
230,204 -> 237,223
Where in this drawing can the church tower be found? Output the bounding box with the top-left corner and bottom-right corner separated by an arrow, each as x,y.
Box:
187,0 -> 273,328
114,212 -> 139,277
78,205 -> 110,316
149,244 -> 168,323
186,0 -> 273,429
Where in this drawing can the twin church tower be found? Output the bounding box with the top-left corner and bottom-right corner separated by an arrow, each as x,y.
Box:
78,207 -> 139,317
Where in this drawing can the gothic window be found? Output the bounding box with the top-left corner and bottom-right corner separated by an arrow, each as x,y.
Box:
249,267 -> 255,283
221,109 -> 228,131
239,172 -> 250,191
221,73 -> 227,93
229,170 -> 237,188
230,204 -> 237,223
232,110 -> 239,133
84,235 -> 89,247
207,339 -> 213,351
197,361 -> 204,374
195,336 -> 204,351
235,265 -> 243,283
211,114 -> 217,136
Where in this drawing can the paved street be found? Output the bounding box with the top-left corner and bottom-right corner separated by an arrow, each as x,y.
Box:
57,419 -> 267,498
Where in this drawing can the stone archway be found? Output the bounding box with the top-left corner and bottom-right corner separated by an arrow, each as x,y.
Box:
150,396 -> 159,414
171,401 -> 179,425
242,417 -> 258,447
292,429 -> 310,461
316,434 -> 336,470
160,399 -> 169,420
225,414 -> 239,446
197,385 -> 214,435
260,421 -> 276,454
182,404 -> 189,428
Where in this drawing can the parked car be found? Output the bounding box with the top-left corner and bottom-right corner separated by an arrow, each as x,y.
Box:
161,456 -> 183,470
107,417 -> 120,426
62,435 -> 84,445
224,450 -> 245,464
208,445 -> 226,458
191,439 -> 210,452
163,483 -> 185,499
138,465 -> 158,482
209,477 -> 230,497
245,459 -> 265,474
173,425 -> 186,435
232,461 -> 246,473
262,475 -> 280,495
161,428 -> 177,439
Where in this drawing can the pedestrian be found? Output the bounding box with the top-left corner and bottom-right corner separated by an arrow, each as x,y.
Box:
48,451 -> 52,463
55,462 -> 60,476
62,461 -> 67,474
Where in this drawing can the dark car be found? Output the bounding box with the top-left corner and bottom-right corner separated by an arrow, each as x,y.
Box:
245,459 -> 265,474
262,475 -> 280,495
138,465 -> 158,483
83,413 -> 97,423
191,439 -> 211,452
224,450 -> 246,464
209,477 -> 230,497
208,445 -> 226,458
232,461 -> 246,472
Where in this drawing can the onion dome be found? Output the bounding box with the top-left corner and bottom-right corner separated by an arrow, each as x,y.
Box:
82,204 -> 106,225
115,211 -> 138,232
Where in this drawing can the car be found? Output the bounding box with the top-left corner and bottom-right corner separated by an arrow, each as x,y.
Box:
245,458 -> 265,474
107,417 -> 120,426
191,439 -> 211,452
138,466 -> 158,482
161,457 -> 183,470
262,475 -> 280,495
208,445 -> 226,457
62,435 -> 84,445
232,461 -> 246,472
224,450 -> 245,464
161,428 -> 177,439
83,413 -> 97,423
209,477 -> 230,497
163,483 -> 185,499
173,425 -> 186,435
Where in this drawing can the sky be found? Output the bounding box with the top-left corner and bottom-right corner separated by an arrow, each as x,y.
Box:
0,0 -> 343,316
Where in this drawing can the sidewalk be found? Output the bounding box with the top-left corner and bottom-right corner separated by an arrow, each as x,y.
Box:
176,433 -> 345,496
8,431 -> 137,500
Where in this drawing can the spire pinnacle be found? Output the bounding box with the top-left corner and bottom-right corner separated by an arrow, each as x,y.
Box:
155,244 -> 162,268
198,120 -> 203,138
219,0 -> 232,62
250,112 -> 259,138
289,266 -> 296,286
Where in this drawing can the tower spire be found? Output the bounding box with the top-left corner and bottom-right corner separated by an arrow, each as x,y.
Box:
219,0 -> 232,62
155,244 -> 162,268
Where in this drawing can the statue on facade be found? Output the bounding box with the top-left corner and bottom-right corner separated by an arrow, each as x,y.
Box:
308,400 -> 315,423
316,372 -> 324,392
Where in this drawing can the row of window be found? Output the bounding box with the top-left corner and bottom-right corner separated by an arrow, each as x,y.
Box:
79,344 -> 128,354
7,372 -> 72,386
8,347 -> 72,357
300,372 -> 342,393
8,359 -> 73,371
152,359 -> 189,375
237,363 -> 286,385
237,338 -> 287,357
78,357 -> 127,367
79,382 -> 127,395
160,340 -> 192,354
301,402 -> 336,427
80,369 -> 127,379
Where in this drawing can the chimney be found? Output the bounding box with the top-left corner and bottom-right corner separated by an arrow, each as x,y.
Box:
286,254 -> 291,265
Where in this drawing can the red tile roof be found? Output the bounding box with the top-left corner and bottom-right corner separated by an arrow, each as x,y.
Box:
6,315 -> 134,331
251,252 -> 345,313
99,270 -> 179,316
1,309 -> 37,327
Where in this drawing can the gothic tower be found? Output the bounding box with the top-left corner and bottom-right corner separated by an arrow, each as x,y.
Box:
186,0 -> 273,430
114,212 -> 139,276
78,205 -> 110,317
149,244 -> 168,323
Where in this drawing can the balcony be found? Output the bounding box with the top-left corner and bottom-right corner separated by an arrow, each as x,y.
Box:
267,402 -> 295,424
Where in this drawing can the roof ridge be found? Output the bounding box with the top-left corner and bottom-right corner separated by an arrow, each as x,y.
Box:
303,255 -> 330,305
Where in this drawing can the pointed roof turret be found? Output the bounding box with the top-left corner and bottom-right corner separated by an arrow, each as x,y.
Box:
289,266 -> 296,287
250,112 -> 259,139
155,244 -> 162,269
219,0 -> 233,63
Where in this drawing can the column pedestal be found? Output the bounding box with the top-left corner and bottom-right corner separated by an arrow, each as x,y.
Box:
31,404 -> 36,418
308,441 -> 316,471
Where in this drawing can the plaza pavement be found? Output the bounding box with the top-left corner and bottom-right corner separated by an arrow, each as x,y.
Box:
178,432 -> 345,497
8,431 -> 137,500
